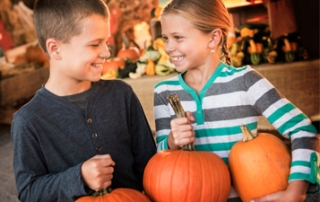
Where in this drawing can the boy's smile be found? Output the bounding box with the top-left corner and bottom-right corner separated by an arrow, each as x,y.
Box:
47,14 -> 111,95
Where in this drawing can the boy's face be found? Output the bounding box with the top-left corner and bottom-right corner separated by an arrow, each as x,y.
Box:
57,14 -> 111,83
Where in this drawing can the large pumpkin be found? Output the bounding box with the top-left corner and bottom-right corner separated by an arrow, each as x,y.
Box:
75,188 -> 151,202
143,149 -> 231,202
143,94 -> 231,202
229,125 -> 291,202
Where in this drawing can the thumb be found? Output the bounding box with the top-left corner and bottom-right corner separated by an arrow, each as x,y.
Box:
186,111 -> 195,122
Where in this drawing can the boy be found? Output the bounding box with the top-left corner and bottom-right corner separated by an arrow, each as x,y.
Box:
11,0 -> 156,201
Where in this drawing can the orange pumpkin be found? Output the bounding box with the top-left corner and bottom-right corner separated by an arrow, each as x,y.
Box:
117,47 -> 140,62
102,57 -> 125,75
143,149 -> 231,202
75,188 -> 151,202
25,44 -> 48,65
229,125 -> 291,202
117,34 -> 140,61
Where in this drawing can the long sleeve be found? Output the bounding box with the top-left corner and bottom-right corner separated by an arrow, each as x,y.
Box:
11,117 -> 91,202
154,76 -> 181,151
129,91 -> 157,184
243,67 -> 319,190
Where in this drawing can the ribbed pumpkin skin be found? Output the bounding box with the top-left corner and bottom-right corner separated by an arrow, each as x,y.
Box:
229,133 -> 291,202
75,188 -> 151,202
143,150 -> 231,202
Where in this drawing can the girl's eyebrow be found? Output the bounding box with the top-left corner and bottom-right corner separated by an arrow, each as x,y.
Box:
164,32 -> 181,36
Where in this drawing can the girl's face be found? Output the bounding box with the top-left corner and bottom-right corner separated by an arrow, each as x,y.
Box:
161,13 -> 212,72
58,14 -> 110,83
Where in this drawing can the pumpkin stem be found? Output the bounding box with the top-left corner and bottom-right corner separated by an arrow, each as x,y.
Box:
240,125 -> 257,142
92,187 -> 113,197
130,38 -> 140,50
167,94 -> 195,151
122,33 -> 130,49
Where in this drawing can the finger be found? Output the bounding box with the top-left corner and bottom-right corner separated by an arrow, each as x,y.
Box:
94,155 -> 115,167
92,154 -> 112,160
251,192 -> 280,202
174,135 -> 195,147
101,180 -> 112,190
171,123 -> 193,133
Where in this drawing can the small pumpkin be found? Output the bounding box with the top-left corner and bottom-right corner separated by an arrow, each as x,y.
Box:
143,94 -> 231,202
75,187 -> 151,202
25,44 -> 48,65
102,57 -> 125,75
282,38 -> 295,62
101,69 -> 118,80
117,34 -> 140,62
229,125 -> 291,202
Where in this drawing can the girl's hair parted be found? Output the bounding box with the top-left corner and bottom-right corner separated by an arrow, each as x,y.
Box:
160,0 -> 232,65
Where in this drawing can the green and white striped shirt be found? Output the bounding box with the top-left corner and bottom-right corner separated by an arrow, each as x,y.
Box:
154,62 -> 319,194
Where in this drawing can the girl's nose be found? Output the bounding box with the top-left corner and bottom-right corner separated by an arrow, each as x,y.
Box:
164,41 -> 174,54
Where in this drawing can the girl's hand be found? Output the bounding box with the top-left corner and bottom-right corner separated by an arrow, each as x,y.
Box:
168,111 -> 195,149
81,154 -> 115,191
251,180 -> 309,202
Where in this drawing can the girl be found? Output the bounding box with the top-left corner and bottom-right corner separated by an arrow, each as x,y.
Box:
153,0 -> 319,201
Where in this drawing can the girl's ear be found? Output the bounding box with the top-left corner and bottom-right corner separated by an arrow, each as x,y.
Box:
46,38 -> 61,60
209,28 -> 222,49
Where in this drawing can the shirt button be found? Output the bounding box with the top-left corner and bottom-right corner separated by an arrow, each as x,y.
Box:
87,118 -> 92,123
96,146 -> 101,152
92,133 -> 98,138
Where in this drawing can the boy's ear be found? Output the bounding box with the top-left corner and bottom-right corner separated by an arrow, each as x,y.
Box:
209,28 -> 222,49
46,38 -> 61,60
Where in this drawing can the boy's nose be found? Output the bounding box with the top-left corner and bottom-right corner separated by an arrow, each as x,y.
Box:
100,45 -> 111,60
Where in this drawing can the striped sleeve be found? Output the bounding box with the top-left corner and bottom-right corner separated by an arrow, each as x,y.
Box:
154,76 -> 181,151
244,66 -> 319,190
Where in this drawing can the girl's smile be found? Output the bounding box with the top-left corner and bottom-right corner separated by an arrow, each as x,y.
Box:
161,13 -> 213,73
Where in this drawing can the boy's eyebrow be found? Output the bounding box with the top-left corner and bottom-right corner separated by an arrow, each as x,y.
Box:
87,37 -> 110,43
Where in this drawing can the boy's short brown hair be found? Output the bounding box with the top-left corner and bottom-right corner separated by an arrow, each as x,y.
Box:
34,0 -> 110,54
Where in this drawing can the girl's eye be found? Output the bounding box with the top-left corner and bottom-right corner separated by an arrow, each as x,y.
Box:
91,43 -> 99,47
162,36 -> 168,42
174,36 -> 182,40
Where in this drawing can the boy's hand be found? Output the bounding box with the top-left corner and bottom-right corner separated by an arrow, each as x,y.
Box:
250,180 -> 309,202
81,154 -> 115,191
168,111 -> 195,149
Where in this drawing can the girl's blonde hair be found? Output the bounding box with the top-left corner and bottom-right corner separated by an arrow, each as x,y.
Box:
161,0 -> 232,65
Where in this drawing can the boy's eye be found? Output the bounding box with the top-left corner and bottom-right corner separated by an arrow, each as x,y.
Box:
91,44 -> 99,47
174,36 -> 182,40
